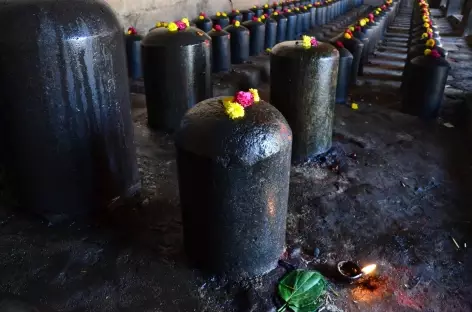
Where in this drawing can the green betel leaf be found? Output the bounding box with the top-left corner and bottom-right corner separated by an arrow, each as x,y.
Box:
277,269 -> 327,312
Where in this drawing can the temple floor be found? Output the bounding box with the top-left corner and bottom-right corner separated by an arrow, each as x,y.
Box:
1,7 -> 472,312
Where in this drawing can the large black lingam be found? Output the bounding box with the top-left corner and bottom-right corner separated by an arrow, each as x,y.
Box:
142,24 -> 212,131
283,9 -> 297,40
353,28 -> 369,75
316,3 -> 327,25
402,53 -> 450,119
251,5 -> 264,17
0,0 -> 140,220
293,8 -> 304,38
227,10 -> 243,23
240,9 -> 255,21
125,27 -> 143,80
212,12 -> 230,28
209,26 -> 231,72
264,16 -> 278,49
272,12 -> 287,43
243,18 -> 266,56
308,4 -> 317,27
224,22 -> 250,63
271,39 -> 339,161
333,41 -> 353,104
341,32 -> 363,85
194,13 -> 213,32
175,93 -> 292,278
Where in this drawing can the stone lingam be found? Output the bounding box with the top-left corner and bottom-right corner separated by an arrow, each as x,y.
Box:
125,26 -> 143,80
142,20 -> 212,131
175,89 -> 292,278
270,36 -> 339,162
0,0 -> 140,221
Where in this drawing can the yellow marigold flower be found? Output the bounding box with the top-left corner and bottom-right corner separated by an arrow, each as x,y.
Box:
222,12 -> 227,16
301,35 -> 312,48
261,15 -> 266,20
344,32 -> 352,39
236,10 -> 240,13
264,4 -> 269,7
351,103 -> 358,110
258,17 -> 262,22
426,28 -> 432,33
274,11 -> 279,15
249,89 -> 260,102
224,101 -> 245,119
253,5 -> 257,8
363,18 -> 369,23
199,15 -> 204,20
426,38 -> 435,47
287,9 -> 291,12
156,21 -> 162,27
359,19 -> 366,26
216,12 -> 221,16
167,22 -> 178,32
423,22 -> 429,28
349,26 -> 355,31
163,22 -> 168,27
421,32 -> 428,39
266,48 -> 272,52
182,18 -> 190,27
424,48 -> 432,56
235,20 -> 241,27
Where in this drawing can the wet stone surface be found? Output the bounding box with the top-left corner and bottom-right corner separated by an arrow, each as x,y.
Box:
1,9 -> 472,312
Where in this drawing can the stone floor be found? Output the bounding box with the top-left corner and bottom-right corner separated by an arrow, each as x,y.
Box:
1,6 -> 472,312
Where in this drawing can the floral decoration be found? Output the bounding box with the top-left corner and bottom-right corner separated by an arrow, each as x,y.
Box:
182,18 -> 190,27
344,31 -> 352,39
252,16 -> 262,22
127,27 -> 137,35
425,38 -> 435,48
300,35 -> 318,49
424,49 -> 440,58
222,89 -> 260,120
216,11 -> 222,16
234,20 -> 241,27
214,25 -> 223,31
335,41 -> 344,48
167,18 -> 189,32
359,19 -> 366,27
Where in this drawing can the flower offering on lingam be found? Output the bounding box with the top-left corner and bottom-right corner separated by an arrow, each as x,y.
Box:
300,35 -> 318,49
127,26 -> 138,35
223,89 -> 260,119
167,18 -> 190,32
424,48 -> 441,58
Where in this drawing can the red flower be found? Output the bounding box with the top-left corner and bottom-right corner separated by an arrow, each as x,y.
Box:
336,41 -> 344,48
127,27 -> 137,35
310,37 -> 318,47
200,12 -> 206,16
234,91 -> 254,108
430,50 -> 441,58
215,25 -> 222,31
252,16 -> 259,21
355,25 -> 361,31
175,21 -> 187,30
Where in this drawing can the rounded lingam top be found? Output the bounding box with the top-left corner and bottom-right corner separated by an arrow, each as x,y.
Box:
175,97 -> 292,166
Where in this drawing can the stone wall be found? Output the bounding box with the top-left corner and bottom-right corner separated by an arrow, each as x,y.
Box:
106,0 -> 266,33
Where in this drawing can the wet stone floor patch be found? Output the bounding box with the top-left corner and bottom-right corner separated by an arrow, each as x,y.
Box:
1,14 -> 472,312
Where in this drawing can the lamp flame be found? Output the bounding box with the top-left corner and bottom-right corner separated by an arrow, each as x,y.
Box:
361,264 -> 377,275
